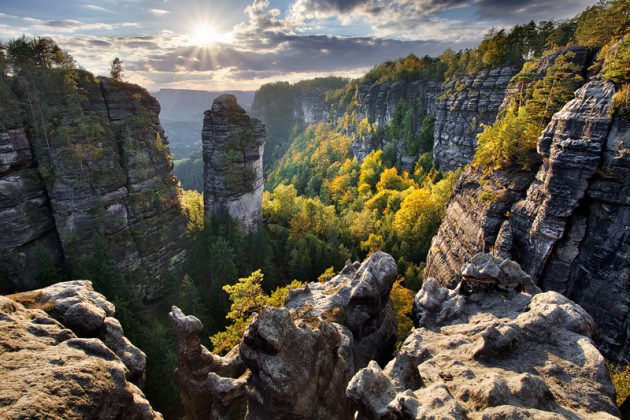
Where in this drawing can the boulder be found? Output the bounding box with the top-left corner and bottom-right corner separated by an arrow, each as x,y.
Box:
0,289 -> 160,419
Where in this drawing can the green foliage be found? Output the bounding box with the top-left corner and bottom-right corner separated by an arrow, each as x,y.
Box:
174,154 -> 204,192
474,107 -> 542,170
474,50 -> 583,171
110,57 -> 123,81
33,243 -> 66,287
210,270 -> 301,354
390,278 -> 415,348
362,54 -> 447,84
575,0 -> 629,49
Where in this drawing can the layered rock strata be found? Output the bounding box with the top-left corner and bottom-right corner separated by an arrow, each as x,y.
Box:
0,72 -> 187,299
0,281 -> 160,419
171,251 -> 398,419
202,94 -> 265,229
348,254 -> 620,419
426,79 -> 630,364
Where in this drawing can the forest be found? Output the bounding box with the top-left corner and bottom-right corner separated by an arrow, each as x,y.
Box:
4,0 -> 629,417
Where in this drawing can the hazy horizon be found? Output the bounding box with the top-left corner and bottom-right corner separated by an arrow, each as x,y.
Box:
0,0 -> 598,91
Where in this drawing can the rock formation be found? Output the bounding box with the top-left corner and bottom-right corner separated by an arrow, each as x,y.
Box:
0,281 -> 160,419
0,72 -> 187,300
202,94 -> 265,229
171,251 -> 398,419
251,66 -> 517,170
348,254 -> 620,419
431,66 -> 518,171
426,78 -> 630,364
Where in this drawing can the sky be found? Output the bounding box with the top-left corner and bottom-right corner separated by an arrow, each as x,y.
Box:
0,0 -> 598,91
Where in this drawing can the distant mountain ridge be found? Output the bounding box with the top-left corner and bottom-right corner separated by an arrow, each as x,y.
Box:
152,89 -> 255,122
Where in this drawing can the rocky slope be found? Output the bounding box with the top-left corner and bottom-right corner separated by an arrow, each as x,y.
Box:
349,253 -> 619,419
0,71 -> 187,299
425,79 -> 630,364
170,251 -> 398,419
0,280 -> 161,419
203,94 -> 265,229
171,251 -> 621,419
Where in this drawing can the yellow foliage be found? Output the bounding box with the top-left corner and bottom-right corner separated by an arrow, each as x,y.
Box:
180,189 -> 204,233
390,278 -> 415,348
608,363 -> 630,406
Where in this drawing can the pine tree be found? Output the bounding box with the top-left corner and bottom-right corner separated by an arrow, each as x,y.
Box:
110,57 -> 124,81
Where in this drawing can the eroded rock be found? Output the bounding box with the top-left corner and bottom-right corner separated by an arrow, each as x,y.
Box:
172,251 -> 398,419
9,280 -> 147,385
0,287 -> 160,419
349,255 -> 620,419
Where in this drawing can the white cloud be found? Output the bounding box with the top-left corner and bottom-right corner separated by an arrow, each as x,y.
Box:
149,8 -> 171,15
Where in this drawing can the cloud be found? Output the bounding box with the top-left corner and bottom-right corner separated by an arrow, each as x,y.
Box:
149,8 -> 171,15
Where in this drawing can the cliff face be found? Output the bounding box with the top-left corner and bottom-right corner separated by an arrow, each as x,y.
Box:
1,280 -> 161,419
0,71 -> 187,300
252,67 -> 517,170
202,94 -> 265,229
432,67 -> 518,171
426,80 -> 630,364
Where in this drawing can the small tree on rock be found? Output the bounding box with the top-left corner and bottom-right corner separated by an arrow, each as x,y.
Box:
110,57 -> 124,81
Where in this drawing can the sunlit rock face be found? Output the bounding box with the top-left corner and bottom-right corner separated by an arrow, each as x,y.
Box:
348,254 -> 620,419
202,94 -> 265,229
171,251 -> 398,419
0,72 -> 187,300
426,76 -> 630,364
1,280 -> 161,419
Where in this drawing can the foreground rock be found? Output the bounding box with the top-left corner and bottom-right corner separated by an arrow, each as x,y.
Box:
0,282 -> 160,419
348,253 -> 620,419
10,280 -> 147,384
202,94 -> 266,229
171,251 -> 398,419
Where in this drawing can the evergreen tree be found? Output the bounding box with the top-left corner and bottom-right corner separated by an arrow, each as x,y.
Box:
110,57 -> 124,81
33,243 -> 66,286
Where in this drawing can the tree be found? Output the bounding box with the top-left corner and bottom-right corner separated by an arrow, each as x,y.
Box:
34,243 -> 66,286
110,57 -> 124,81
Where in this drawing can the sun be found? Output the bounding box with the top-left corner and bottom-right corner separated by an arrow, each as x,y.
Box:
191,24 -> 230,45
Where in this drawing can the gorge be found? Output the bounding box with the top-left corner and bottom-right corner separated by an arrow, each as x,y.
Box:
0,1 -> 629,418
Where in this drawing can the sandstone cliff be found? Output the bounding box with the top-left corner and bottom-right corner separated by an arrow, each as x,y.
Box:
1,280 -> 161,419
425,79 -> 630,364
203,94 -> 265,229
0,71 -> 187,300
252,67 -> 517,171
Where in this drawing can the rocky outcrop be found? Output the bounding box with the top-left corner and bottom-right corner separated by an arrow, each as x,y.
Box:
432,66 -> 518,171
171,251 -> 398,419
348,254 -> 620,419
0,71 -> 187,300
202,94 -> 265,229
426,79 -> 630,364
1,281 -> 160,419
